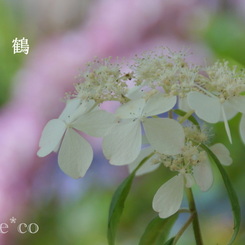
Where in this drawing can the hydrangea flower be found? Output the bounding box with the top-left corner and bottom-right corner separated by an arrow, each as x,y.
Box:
74,57 -> 129,104
152,142 -> 232,218
187,61 -> 245,143
132,49 -> 200,111
37,98 -> 114,178
102,92 -> 185,165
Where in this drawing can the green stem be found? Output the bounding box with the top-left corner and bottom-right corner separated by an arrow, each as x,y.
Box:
173,213 -> 194,245
178,110 -> 195,124
178,208 -> 191,214
185,188 -> 203,245
168,110 -> 173,119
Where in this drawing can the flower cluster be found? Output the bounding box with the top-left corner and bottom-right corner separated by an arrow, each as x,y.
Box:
187,61 -> 245,143
37,48 -> 244,218
151,126 -> 232,218
73,57 -> 129,103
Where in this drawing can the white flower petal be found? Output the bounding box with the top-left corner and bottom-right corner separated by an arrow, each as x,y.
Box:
143,118 -> 185,155
142,135 -> 150,145
73,110 -> 115,137
116,99 -> 145,119
126,85 -> 144,100
69,100 -> 95,122
37,119 -> 66,157
178,97 -> 192,112
221,101 -> 238,120
221,105 -> 232,143
229,96 -> 245,114
59,99 -> 81,121
58,128 -> 93,178
239,114 -> 245,144
143,94 -> 176,117
193,158 -> 213,191
102,120 -> 142,165
184,173 -> 195,188
153,175 -> 184,218
128,147 -> 159,176
187,92 -> 221,123
210,143 -> 232,166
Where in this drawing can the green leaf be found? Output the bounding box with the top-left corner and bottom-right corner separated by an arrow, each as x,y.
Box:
107,153 -> 154,245
107,172 -> 135,245
200,144 -> 241,245
163,237 -> 175,245
173,109 -> 200,129
139,214 -> 178,245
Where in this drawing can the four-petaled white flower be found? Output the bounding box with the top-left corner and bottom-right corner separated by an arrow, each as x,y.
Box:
37,99 -> 114,178
102,93 -> 185,165
152,143 -> 232,218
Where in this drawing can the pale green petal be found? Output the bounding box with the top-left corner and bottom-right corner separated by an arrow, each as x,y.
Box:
229,96 -> 245,114
73,110 -> 115,137
239,114 -> 245,144
184,173 -> 195,188
69,100 -> 95,122
116,99 -> 145,119
221,101 -> 238,120
126,86 -> 144,100
178,97 -> 191,112
102,120 -> 142,165
210,143 -> 232,166
193,158 -> 213,191
153,175 -> 184,218
59,98 -> 81,121
143,118 -> 185,155
187,92 -> 221,123
142,135 -> 150,145
58,128 -> 93,179
37,119 -> 66,157
143,94 -> 176,117
128,147 -> 159,176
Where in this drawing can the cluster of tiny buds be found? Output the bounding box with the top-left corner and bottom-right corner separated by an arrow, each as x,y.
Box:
183,125 -> 209,144
201,61 -> 245,100
64,48 -> 245,106
152,141 -> 207,174
73,57 -> 130,103
131,48 -> 199,97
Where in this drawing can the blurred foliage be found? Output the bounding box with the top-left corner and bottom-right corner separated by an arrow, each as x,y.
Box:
205,12 -> 245,66
0,0 -> 24,106
14,188 -> 111,245
11,158 -> 245,244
